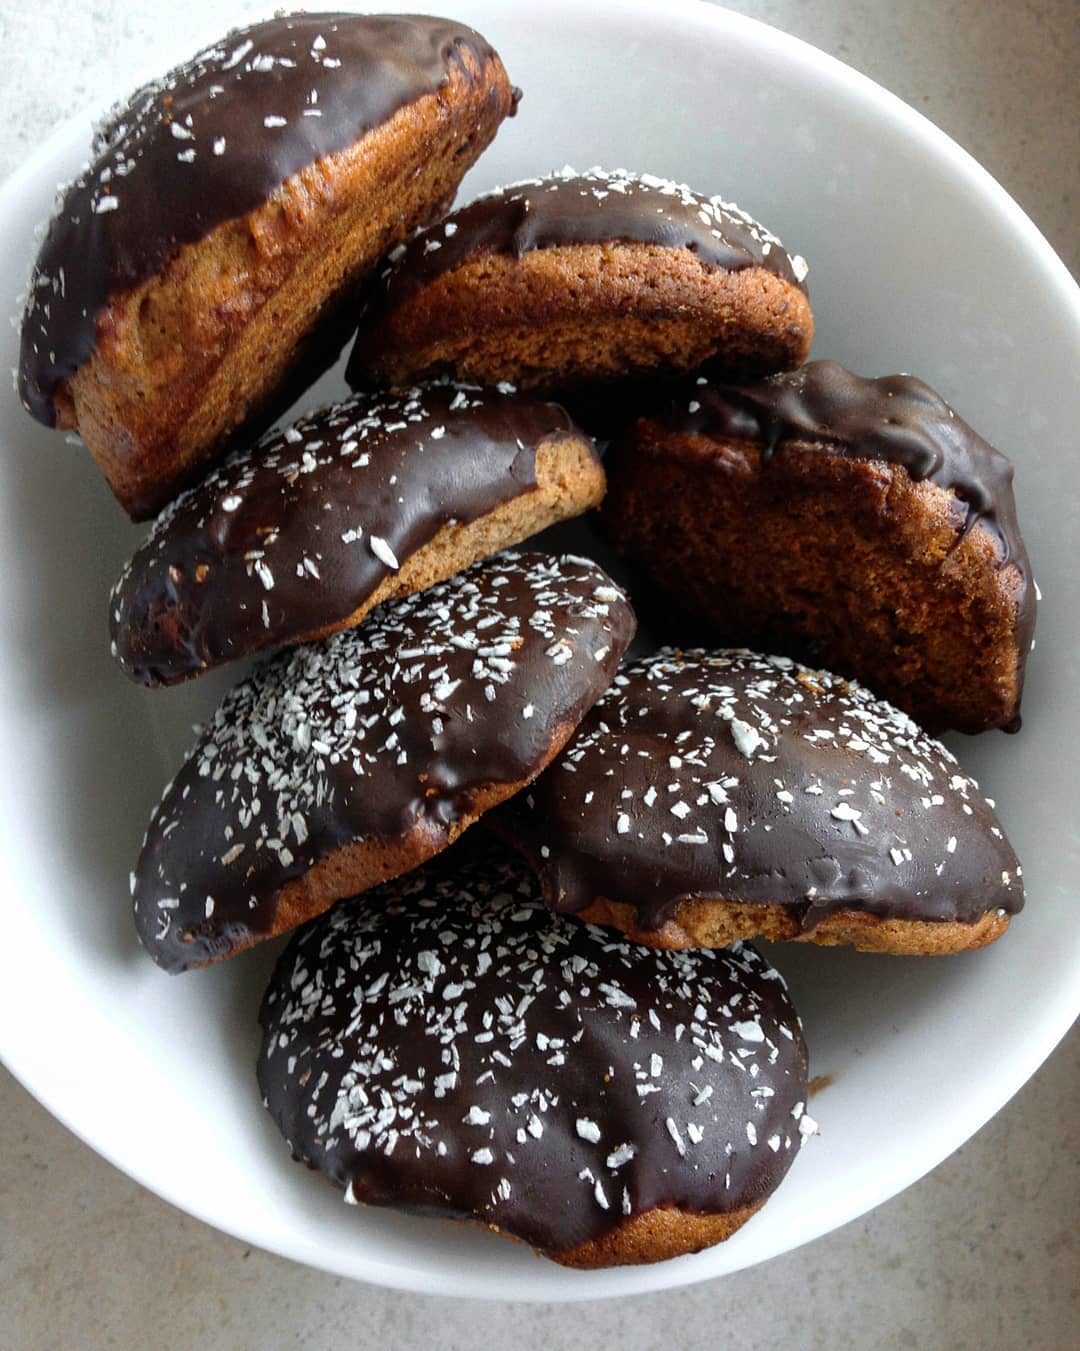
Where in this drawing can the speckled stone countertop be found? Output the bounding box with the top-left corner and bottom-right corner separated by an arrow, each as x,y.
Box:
1,2 -> 1077,1347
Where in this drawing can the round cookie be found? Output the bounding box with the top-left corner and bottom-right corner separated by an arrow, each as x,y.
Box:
110,384 -> 604,687
495,649 -> 1024,954
347,166 -> 813,392
258,846 -> 813,1267
602,361 -> 1035,735
133,552 -> 635,972
19,13 -> 516,519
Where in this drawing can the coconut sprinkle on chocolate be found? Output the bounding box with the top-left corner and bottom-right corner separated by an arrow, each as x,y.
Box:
257,847 -> 810,1255
500,648 -> 1023,932
132,552 -> 635,972
109,383 -> 592,687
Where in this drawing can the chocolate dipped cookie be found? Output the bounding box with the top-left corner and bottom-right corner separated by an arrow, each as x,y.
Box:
495,649 -> 1024,954
19,13 -> 516,519
258,846 -> 812,1267
133,552 -> 635,972
347,167 -> 812,392
602,361 -> 1035,734
110,385 -> 604,686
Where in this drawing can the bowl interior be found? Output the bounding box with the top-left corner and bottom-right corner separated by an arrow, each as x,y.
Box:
1,0 -> 1078,1301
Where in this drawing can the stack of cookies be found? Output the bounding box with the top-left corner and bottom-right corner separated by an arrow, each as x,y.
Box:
20,12 -> 1036,1269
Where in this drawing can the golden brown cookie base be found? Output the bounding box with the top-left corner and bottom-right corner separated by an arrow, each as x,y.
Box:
63,49 -> 513,519
356,243 -> 812,390
177,721 -> 581,970
282,433 -> 607,653
547,1200 -> 764,1268
575,895 -> 1010,955
337,1127 -> 764,1270
436,1195 -> 763,1267
603,429 -> 1026,733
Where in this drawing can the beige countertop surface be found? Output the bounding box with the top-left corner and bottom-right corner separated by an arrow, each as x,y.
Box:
1,1 -> 1077,1347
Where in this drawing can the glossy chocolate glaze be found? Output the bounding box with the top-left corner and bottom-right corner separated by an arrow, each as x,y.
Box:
352,166 -> 808,330
133,553 -> 636,972
258,846 -> 811,1256
19,13 -> 500,425
110,385 -> 591,686
665,362 -> 1025,548
655,361 -> 1036,664
498,649 -> 1024,932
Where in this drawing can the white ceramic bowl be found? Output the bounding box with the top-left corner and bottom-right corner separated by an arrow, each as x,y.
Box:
1,0 -> 1077,1302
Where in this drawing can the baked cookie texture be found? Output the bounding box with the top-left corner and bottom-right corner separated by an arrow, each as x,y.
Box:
110,384 -> 604,686
257,846 -> 813,1267
603,362 -> 1035,734
494,648 -> 1023,955
18,13 -> 516,519
347,167 -> 812,392
133,552 -> 635,972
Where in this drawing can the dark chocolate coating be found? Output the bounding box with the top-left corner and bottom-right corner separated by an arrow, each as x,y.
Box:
19,13 -> 500,425
133,552 -> 636,972
497,649 -> 1024,932
258,847 -> 811,1256
347,166 -> 807,370
654,361 -> 1036,663
110,385 -> 590,686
